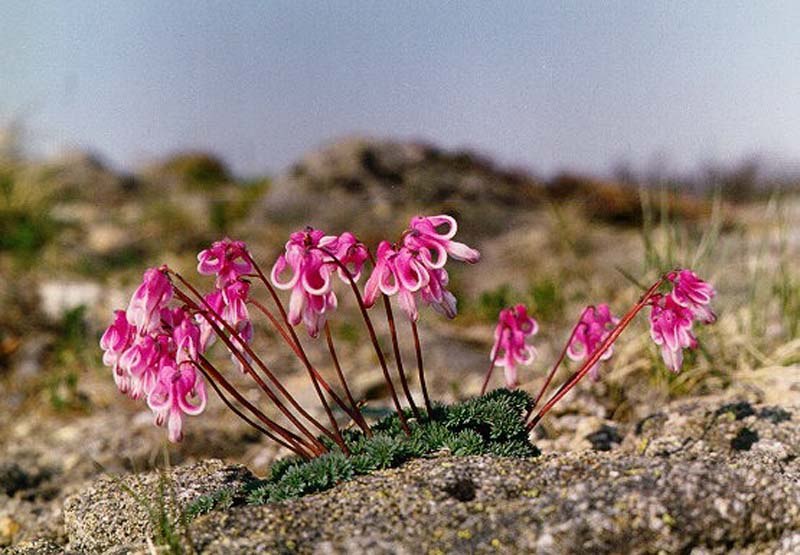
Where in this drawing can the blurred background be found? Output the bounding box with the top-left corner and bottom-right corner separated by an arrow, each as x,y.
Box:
1,2 -> 799,546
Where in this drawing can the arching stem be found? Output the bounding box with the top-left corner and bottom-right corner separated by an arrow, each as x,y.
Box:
527,277 -> 665,430
247,298 -> 365,429
410,320 -> 433,415
525,317 -> 587,420
480,344 -> 502,396
170,273 -> 336,452
312,247 -> 411,435
194,356 -> 317,458
324,322 -> 372,435
242,257 -> 351,454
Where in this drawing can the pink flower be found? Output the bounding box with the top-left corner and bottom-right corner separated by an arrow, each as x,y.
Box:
147,362 -> 207,443
126,268 -> 172,334
489,304 -> 539,388
419,267 -> 457,319
404,215 -> 480,266
363,242 -> 430,321
566,304 -> 619,381
103,298 -> 208,442
118,335 -> 161,399
649,294 -> 697,373
196,289 -> 225,350
329,231 -> 369,282
197,238 -> 253,288
173,317 -> 202,368
100,310 -> 135,393
668,269 -> 716,324
194,282 -> 254,371
271,227 -> 366,337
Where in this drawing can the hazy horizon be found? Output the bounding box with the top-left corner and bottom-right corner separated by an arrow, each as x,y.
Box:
3,2 -> 799,178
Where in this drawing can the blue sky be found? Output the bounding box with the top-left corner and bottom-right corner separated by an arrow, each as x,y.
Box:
2,2 -> 799,177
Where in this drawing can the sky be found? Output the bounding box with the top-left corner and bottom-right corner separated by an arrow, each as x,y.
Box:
2,2 -> 799,178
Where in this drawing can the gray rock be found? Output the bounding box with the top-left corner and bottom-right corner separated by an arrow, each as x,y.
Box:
261,136 -> 543,238
190,450 -> 799,554
63,460 -> 254,554
188,399 -> 799,554
0,538 -> 63,555
59,399 -> 800,554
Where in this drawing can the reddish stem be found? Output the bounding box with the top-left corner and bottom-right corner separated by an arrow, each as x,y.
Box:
480,343 -> 502,396
247,254 -> 361,448
200,364 -> 309,457
527,277 -> 665,430
195,356 -> 317,457
248,298 -> 364,428
382,294 -> 421,419
170,274 -> 335,451
324,322 -> 372,435
410,320 -> 433,415
313,247 -> 411,434
525,317 -> 587,420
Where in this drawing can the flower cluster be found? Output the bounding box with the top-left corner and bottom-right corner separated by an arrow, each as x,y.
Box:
363,215 -> 479,321
566,304 -> 619,380
197,239 -> 255,369
100,268 -> 206,442
488,304 -> 539,389
270,228 -> 369,337
103,211 -> 718,449
648,270 -> 716,372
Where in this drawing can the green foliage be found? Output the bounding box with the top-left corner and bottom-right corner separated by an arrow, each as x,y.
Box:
469,279 -> 564,324
185,487 -> 237,519
527,278 -> 564,322
47,306 -> 92,412
186,389 -> 539,517
162,152 -> 231,190
476,284 -> 513,322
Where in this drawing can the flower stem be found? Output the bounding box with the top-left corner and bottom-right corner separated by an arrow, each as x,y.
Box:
382,294 -> 421,419
324,322 -> 372,436
410,320 -> 433,415
194,356 -> 317,458
480,341 -> 502,396
527,277 -> 665,430
243,257 -> 351,454
170,274 -> 335,452
313,247 -> 411,435
248,298 -> 365,431
525,317 -> 586,421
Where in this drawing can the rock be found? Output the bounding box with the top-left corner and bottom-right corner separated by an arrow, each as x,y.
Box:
63,460 -> 255,554
260,136 -> 544,238
0,463 -> 30,497
0,538 -> 63,555
38,281 -> 102,322
0,516 -> 21,547
185,398 -> 799,553
39,398 -> 800,553
191,449 -> 799,554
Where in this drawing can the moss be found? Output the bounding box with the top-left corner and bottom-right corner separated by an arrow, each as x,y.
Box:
187,389 -> 539,517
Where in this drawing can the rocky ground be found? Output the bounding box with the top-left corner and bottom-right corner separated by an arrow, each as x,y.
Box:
3,396 -> 798,554
1,138 -> 799,553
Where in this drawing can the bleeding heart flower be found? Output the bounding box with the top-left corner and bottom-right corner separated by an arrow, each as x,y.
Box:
668,269 -> 716,324
126,268 -> 172,335
566,304 -> 619,381
489,304 -> 539,388
363,241 -> 430,321
404,215 -> 480,266
197,238 -> 253,288
649,294 -> 697,373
